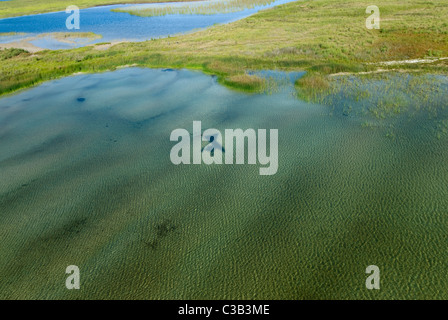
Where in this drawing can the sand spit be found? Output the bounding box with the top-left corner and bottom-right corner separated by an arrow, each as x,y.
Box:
370,57 -> 448,66
0,32 -> 102,52
0,40 -> 43,52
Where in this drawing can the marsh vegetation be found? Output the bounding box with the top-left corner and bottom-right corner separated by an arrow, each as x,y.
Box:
113,0 -> 279,17
1,0 -> 447,97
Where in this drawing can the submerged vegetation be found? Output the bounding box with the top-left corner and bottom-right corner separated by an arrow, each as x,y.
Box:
295,73 -> 330,101
1,1 -> 448,301
2,64 -> 447,300
52,32 -> 102,40
0,0 -> 447,96
16,32 -> 104,44
300,73 -> 448,116
295,72 -> 448,140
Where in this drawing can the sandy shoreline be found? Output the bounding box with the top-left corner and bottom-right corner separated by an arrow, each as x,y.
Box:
0,37 -> 128,52
0,40 -> 43,52
0,32 -> 105,52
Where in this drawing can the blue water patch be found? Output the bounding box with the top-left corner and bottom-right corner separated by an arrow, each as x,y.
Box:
28,36 -> 91,50
0,0 -> 296,49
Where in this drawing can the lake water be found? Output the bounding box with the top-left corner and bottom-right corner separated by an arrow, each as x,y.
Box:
0,68 -> 447,299
0,0 -> 295,49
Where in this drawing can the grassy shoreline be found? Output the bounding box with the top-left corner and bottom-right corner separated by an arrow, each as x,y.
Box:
1,0 -> 447,97
0,0 -> 203,19
112,0 -> 278,17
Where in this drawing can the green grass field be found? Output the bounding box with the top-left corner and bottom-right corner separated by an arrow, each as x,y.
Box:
1,0 -> 447,96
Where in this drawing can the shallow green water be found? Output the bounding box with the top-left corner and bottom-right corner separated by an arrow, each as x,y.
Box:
0,68 -> 447,299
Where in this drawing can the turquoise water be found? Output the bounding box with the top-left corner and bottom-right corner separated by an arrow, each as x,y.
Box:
0,0 -> 296,49
0,68 -> 447,299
